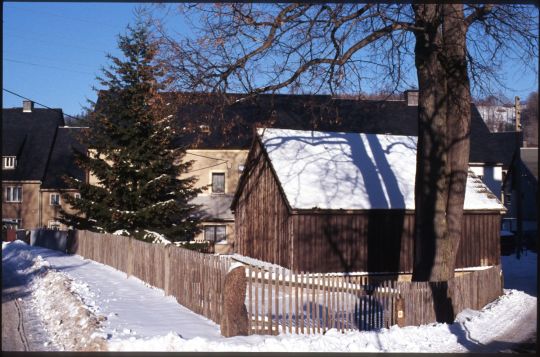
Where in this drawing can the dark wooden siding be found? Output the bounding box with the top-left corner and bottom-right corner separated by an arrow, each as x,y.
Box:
235,140 -> 292,267
291,211 -> 414,273
290,212 -> 501,273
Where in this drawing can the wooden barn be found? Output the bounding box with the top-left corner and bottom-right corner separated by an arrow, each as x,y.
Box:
231,128 -> 506,273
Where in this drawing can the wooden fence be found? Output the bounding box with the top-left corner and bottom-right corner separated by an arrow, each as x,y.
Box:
70,230 -> 502,336
244,264 -> 503,335
73,230 -> 231,325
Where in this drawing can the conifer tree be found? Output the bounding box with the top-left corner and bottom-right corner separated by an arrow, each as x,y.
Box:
60,19 -> 202,242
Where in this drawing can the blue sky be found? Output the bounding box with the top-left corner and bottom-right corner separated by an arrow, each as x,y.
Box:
3,2 -> 539,118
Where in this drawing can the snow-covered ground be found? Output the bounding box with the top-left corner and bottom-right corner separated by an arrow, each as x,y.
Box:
2,240 -> 537,352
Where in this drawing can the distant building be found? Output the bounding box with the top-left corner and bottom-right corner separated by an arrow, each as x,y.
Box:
2,101 -> 86,230
476,105 -> 517,133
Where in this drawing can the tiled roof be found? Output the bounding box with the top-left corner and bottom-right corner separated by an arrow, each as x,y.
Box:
168,93 -> 512,166
2,108 -> 65,181
41,127 -> 87,189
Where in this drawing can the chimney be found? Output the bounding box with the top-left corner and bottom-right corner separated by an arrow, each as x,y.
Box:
23,100 -> 34,113
404,90 -> 419,106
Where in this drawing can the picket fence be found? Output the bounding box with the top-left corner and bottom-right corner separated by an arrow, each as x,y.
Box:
74,230 -> 232,325
71,230 -> 502,336
243,264 -> 503,334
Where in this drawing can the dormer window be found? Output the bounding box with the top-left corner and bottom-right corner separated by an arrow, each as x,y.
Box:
2,156 -> 17,169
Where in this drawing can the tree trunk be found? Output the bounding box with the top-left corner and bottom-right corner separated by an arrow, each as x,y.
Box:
441,4 -> 471,278
411,4 -> 471,283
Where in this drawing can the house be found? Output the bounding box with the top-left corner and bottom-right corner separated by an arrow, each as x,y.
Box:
501,146 -> 538,249
2,101 -> 85,230
231,128 -> 506,273
170,91 -> 513,248
184,149 -> 247,249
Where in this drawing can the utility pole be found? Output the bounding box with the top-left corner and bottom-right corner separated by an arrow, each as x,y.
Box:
514,96 -> 523,258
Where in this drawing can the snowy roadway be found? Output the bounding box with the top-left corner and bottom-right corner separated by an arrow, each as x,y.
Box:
1,240 -> 537,352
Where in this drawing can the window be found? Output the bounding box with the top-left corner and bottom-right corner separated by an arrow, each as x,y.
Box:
2,218 -> 22,229
204,225 -> 226,242
211,172 -> 225,193
48,220 -> 61,230
74,193 -> 81,200
50,193 -> 60,206
4,186 -> 22,202
2,156 -> 17,169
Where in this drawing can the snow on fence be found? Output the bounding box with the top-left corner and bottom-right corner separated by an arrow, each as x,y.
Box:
244,264 -> 503,335
70,230 -> 502,336
74,230 -> 232,326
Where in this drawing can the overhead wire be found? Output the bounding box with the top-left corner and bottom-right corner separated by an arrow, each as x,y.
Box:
4,58 -> 95,75
3,88 -> 82,122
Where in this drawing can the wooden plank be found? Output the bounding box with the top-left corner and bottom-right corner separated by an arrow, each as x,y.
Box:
268,267 -> 273,335
337,277 -> 342,332
300,272 -> 305,334
313,274 -> 319,334
288,269 -> 293,333
281,267 -> 286,334
255,266 -> 260,333
322,274 -> 328,332
247,265 -> 252,334
294,272 -> 299,334
274,266 -> 279,334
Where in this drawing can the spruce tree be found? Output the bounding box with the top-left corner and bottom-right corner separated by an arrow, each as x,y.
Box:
60,20 -> 202,242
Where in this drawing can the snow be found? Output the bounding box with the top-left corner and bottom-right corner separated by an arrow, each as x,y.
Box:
228,262 -> 246,273
2,240 -> 536,352
258,128 -> 505,211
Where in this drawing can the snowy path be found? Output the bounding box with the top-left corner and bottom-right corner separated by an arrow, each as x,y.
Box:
2,241 -> 537,352
28,246 -> 223,342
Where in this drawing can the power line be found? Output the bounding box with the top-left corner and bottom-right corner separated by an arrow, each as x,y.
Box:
4,51 -> 97,69
5,4 -> 120,29
187,160 -> 229,173
3,88 -> 81,122
186,151 -> 230,162
4,58 -> 95,75
6,33 -> 108,54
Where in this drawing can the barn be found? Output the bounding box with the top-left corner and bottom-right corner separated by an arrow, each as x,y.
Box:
231,128 -> 506,273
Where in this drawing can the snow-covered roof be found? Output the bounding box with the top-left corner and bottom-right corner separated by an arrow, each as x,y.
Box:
258,128 -> 505,211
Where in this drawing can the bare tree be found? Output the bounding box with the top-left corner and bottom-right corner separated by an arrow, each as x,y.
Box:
150,4 -> 537,286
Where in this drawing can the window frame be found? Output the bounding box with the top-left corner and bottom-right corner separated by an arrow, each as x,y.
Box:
3,218 -> 22,229
50,193 -> 61,206
203,225 -> 227,243
4,186 -> 23,203
2,156 -> 17,169
48,220 -> 62,230
211,171 -> 226,194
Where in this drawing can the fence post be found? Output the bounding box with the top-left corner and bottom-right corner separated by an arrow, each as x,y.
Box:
395,295 -> 405,327
127,237 -> 133,278
220,263 -> 249,337
164,245 -> 171,296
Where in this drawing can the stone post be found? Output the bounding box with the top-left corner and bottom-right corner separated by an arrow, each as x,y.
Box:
220,264 -> 249,337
